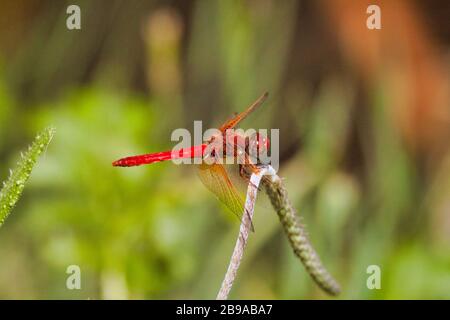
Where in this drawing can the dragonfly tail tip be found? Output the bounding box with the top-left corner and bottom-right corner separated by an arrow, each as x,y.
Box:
112,160 -> 122,167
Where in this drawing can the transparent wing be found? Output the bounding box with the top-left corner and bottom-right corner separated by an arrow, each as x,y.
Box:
219,92 -> 268,132
197,163 -> 246,223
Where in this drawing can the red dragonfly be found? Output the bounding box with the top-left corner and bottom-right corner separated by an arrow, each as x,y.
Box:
113,92 -> 270,225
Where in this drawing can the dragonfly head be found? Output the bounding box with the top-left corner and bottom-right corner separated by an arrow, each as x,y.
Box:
247,132 -> 270,164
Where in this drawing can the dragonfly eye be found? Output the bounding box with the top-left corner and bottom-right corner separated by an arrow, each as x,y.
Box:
260,134 -> 270,152
247,132 -> 269,164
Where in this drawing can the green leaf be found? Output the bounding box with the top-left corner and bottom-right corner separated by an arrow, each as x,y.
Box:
0,126 -> 55,228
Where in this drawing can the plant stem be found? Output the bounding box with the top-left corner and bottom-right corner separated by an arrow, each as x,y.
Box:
262,173 -> 341,295
216,206 -> 251,300
217,166 -> 275,300
0,127 -> 55,228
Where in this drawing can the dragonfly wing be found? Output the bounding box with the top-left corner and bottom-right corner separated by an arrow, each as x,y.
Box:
219,92 -> 268,132
197,163 -> 246,223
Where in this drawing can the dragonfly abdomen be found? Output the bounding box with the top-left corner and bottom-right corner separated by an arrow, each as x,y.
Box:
112,145 -> 207,167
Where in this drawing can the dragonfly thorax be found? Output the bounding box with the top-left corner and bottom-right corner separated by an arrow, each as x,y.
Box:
204,131 -> 269,166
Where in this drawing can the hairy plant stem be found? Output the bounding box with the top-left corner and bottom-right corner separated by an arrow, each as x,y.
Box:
217,166 -> 340,299
262,173 -> 341,295
0,127 -> 55,228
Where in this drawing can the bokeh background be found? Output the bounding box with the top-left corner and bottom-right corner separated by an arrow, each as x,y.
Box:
0,0 -> 449,299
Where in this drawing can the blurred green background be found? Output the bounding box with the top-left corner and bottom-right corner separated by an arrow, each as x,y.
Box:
0,0 -> 449,299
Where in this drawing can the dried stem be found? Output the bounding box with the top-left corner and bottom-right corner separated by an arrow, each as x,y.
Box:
216,166 -> 275,300
216,201 -> 252,300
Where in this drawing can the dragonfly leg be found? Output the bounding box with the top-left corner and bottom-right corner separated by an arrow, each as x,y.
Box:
239,164 -> 262,191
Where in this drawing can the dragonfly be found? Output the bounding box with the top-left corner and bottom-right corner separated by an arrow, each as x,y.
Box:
113,92 -> 270,227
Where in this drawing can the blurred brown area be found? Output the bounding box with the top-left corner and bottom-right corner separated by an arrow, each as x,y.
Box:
2,0 -> 448,157
323,0 -> 449,158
